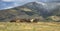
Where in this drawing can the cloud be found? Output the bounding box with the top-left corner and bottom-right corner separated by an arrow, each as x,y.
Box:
12,0 -> 36,6
2,0 -> 14,2
2,0 -> 29,2
2,0 -> 35,6
0,0 -> 37,10
2,0 -> 36,2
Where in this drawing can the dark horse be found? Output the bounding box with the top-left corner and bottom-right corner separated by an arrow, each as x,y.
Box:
10,18 -> 39,23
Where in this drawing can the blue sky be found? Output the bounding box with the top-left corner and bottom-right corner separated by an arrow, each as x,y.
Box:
0,0 -> 37,10
0,0 -> 60,10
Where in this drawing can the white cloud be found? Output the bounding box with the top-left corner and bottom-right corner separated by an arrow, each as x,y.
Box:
2,0 -> 14,2
2,0 -> 27,2
2,0 -> 36,2
19,0 -> 26,1
0,0 -> 37,10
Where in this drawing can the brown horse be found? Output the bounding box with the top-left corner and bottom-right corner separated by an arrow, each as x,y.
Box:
10,19 -> 31,23
10,19 -> 20,22
30,18 -> 39,23
10,18 -> 39,23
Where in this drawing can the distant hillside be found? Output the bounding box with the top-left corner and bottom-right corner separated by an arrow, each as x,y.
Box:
0,2 -> 60,22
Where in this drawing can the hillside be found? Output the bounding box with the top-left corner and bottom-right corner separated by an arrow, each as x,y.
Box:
0,2 -> 60,22
0,2 -> 46,22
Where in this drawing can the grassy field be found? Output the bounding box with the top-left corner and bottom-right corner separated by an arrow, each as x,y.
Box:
0,22 -> 60,31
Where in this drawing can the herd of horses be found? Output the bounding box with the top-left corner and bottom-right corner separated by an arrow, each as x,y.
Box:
10,18 -> 39,23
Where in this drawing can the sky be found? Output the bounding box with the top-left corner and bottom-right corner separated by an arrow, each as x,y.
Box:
0,0 -> 37,10
0,0 -> 60,10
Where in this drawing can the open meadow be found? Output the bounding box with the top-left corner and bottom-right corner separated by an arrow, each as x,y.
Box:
0,22 -> 60,31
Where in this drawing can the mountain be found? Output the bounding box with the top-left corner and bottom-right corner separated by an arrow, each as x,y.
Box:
0,2 -> 60,22
17,2 -> 51,17
0,2 -> 45,22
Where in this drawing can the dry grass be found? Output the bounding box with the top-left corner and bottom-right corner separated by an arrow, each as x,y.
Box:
0,22 -> 60,31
